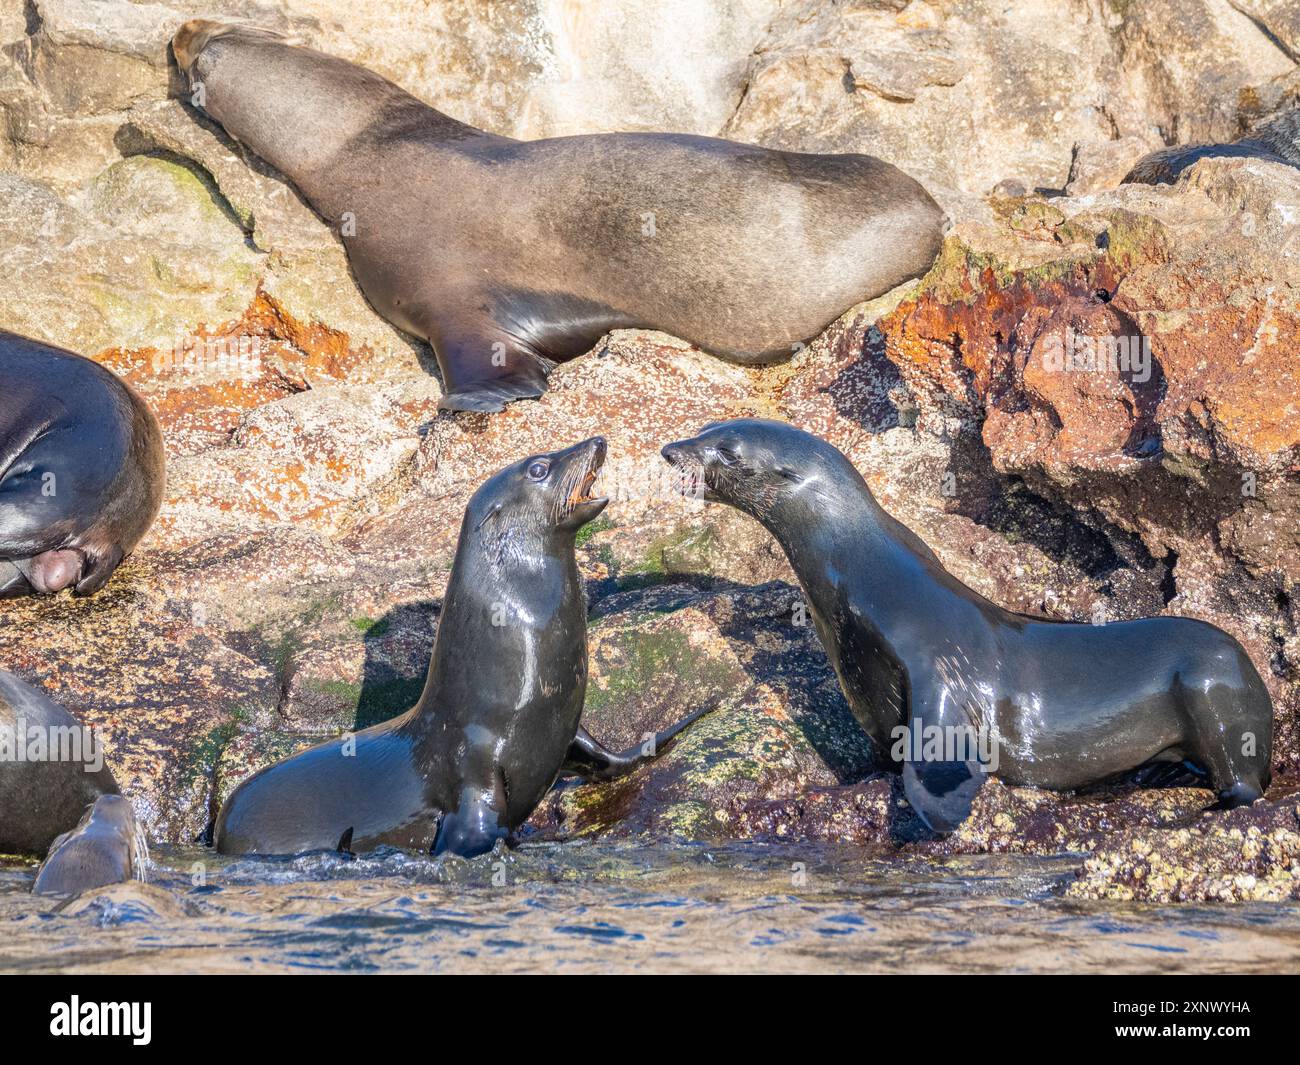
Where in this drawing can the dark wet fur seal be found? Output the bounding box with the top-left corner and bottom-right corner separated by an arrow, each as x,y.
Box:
33,795 -> 148,897
0,670 -> 146,896
1124,109 -> 1300,185
0,669 -> 120,856
662,420 -> 1273,831
172,20 -> 947,413
1,331 -> 165,598
214,438 -> 713,858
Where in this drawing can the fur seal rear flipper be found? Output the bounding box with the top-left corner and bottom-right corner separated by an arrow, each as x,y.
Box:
214,439 -> 712,859
662,420 -> 1274,832
1,332 -> 165,598
172,21 -> 946,413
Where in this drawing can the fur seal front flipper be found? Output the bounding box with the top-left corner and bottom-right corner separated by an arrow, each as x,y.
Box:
172,21 -> 947,413
1,331 -> 165,597
214,438 -> 713,859
662,419 -> 1274,832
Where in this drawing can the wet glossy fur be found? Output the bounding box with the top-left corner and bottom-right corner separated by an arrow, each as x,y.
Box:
663,420 -> 1273,832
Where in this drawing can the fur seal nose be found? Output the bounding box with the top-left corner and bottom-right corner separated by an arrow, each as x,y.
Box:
660,441 -> 688,465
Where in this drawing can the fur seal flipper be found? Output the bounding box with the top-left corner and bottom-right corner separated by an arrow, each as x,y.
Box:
1,331 -> 164,597
662,420 -> 1273,831
214,439 -> 712,859
173,21 -> 947,413
561,701 -> 718,782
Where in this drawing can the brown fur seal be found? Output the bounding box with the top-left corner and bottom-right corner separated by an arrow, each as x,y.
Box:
662,420 -> 1273,832
1,332 -> 165,598
1124,109 -> 1300,185
172,20 -> 947,412
214,438 -> 713,858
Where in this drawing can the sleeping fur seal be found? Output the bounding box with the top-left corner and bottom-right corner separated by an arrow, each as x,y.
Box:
1,332 -> 165,598
172,20 -> 947,413
214,438 -> 712,858
662,419 -> 1273,832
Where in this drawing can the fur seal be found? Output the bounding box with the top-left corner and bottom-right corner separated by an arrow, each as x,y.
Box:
33,795 -> 148,897
215,438 -> 711,858
1124,109 -> 1300,184
662,419 -> 1273,831
0,670 -> 147,895
1,332 -> 165,598
171,20 -> 947,413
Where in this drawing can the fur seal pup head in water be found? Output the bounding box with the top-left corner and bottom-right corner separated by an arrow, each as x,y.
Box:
662,419 -> 1273,831
172,20 -> 947,413
1,332 -> 165,598
215,438 -> 713,859
1124,109 -> 1300,185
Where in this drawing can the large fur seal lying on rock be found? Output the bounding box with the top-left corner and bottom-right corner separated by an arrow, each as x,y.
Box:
0,670 -> 147,896
1124,109 -> 1300,185
171,20 -> 947,413
662,420 -> 1273,832
215,438 -> 712,859
1,332 -> 165,598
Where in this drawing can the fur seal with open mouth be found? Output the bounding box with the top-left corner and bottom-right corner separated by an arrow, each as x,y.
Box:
171,20 -> 947,413
662,419 -> 1273,832
214,438 -> 712,859
1,332 -> 165,598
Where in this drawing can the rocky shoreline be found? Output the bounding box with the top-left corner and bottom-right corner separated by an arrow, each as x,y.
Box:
1,0 -> 1297,904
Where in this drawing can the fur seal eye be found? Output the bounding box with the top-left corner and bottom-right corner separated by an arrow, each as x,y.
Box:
715,446 -> 740,467
527,460 -> 550,481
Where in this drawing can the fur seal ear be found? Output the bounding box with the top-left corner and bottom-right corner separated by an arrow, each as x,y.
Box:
474,501 -> 503,533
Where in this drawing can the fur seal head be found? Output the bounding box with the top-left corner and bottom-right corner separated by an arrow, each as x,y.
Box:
661,418 -> 848,524
172,19 -> 289,75
33,795 -> 148,897
470,435 -> 609,554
